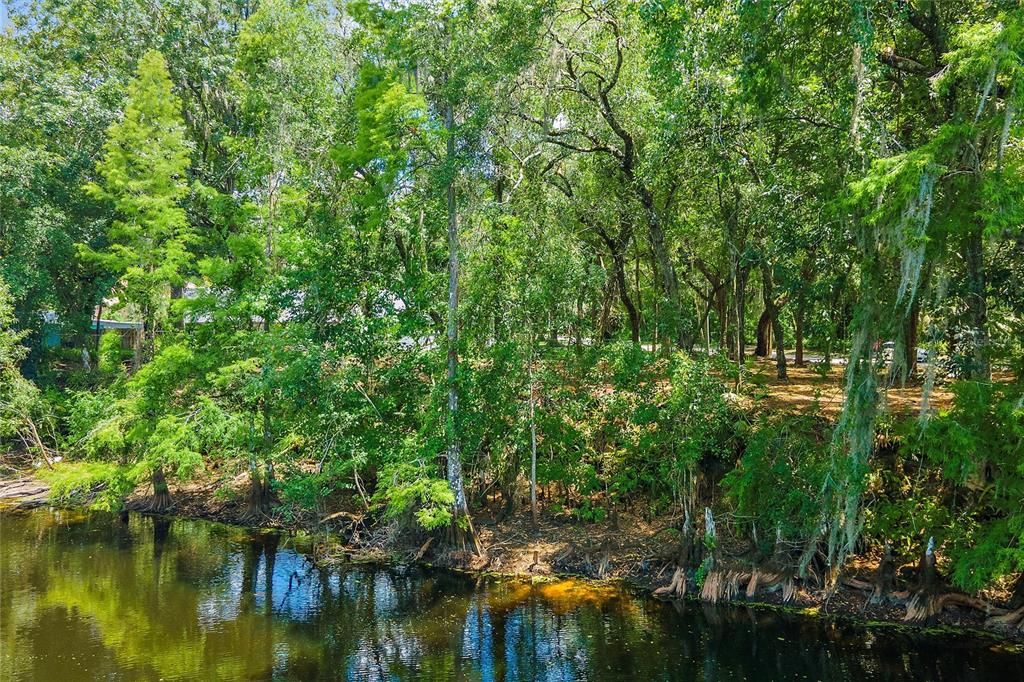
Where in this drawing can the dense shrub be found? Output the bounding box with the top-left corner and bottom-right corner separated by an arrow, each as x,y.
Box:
723,413 -> 832,554
887,381 -> 1024,592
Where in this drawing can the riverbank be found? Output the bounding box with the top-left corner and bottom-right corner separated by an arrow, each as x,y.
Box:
7,504 -> 1020,680
2,468 -> 1021,645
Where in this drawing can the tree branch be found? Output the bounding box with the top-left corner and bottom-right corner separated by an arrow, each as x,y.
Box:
878,47 -> 934,77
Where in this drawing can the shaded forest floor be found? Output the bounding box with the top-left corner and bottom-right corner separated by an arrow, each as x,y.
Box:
742,357 -> 954,417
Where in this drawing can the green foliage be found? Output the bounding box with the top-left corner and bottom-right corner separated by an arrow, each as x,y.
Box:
894,381 -> 1024,592
0,277 -> 49,453
572,499 -> 607,524
98,331 -> 127,375
694,556 -> 712,589
334,65 -> 426,192
374,458 -> 455,531
65,387 -> 128,458
664,354 -> 736,466
2,0 -> 1023,598
723,414 -> 833,550
61,343 -> 236,507
39,461 -> 135,512
79,50 -> 192,351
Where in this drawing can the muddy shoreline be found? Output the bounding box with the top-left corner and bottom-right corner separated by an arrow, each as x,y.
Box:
1,472 -> 1021,647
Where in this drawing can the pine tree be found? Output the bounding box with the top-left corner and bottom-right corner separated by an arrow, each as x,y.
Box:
82,49 -> 192,368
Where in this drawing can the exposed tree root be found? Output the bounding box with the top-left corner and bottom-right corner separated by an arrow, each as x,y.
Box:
903,536 -> 940,622
884,538 -> 1009,623
653,566 -> 687,599
413,537 -> 434,561
986,605 -> 1024,631
700,569 -> 726,603
781,576 -> 797,603
444,509 -> 485,564
653,517 -> 696,599
242,470 -> 273,523
147,466 -> 173,513
872,545 -> 896,603
842,577 -> 873,591
904,592 -> 1006,623
746,569 -> 784,598
1009,572 -> 1024,610
699,568 -> 794,604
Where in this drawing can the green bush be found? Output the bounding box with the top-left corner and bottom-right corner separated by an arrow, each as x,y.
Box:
373,453 -> 456,531
894,381 -> 1024,592
98,331 -> 128,374
722,413 -> 832,553
39,461 -> 135,512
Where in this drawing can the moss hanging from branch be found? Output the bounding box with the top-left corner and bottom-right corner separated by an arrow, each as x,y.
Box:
827,244 -> 881,573
828,144 -> 945,574
894,165 -> 937,312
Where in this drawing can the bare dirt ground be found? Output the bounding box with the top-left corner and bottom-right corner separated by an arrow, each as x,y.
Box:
743,357 -> 954,417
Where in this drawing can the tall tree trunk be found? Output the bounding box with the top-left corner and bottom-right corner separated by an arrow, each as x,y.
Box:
528,344 -> 538,532
444,101 -> 479,554
761,263 -> 787,380
794,256 -> 815,368
771,310 -> 787,380
445,102 -> 465,515
962,226 -> 989,380
597,222 -> 640,345
755,309 -> 772,358
733,267 -> 748,364
715,286 -> 729,354
248,321 -> 275,519
794,300 -> 806,367
640,191 -> 683,349
597,259 -> 615,342
636,254 -> 644,342
246,466 -> 267,520
613,253 -> 640,344
739,273 -> 748,363
574,297 -> 584,354
246,400 -> 273,520
134,286 -> 155,372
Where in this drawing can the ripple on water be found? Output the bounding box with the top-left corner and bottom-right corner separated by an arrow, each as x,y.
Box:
0,507 -> 1021,681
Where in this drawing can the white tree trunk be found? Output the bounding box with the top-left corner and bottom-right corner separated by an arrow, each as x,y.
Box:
445,101 -> 468,517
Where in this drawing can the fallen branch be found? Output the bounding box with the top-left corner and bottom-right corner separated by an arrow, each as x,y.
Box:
414,536 -> 434,561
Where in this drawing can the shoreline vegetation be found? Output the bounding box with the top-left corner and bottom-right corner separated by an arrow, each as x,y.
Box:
3,0 -> 1024,659
2,455 -> 1021,646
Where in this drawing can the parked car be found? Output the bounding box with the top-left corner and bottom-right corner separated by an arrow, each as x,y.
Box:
880,342 -> 929,365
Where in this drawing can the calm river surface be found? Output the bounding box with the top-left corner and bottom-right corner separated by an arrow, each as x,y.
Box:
0,507 -> 1020,681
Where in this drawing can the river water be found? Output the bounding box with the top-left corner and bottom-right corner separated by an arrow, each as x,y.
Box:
0,507 -> 1019,680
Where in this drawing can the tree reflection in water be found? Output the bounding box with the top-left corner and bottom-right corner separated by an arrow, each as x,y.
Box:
0,508 -> 1020,681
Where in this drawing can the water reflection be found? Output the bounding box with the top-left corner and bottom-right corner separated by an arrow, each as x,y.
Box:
0,508 -> 1020,681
